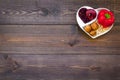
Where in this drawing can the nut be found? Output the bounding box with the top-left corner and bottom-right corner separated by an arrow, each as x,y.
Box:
90,30 -> 96,36
91,22 -> 98,30
84,25 -> 92,33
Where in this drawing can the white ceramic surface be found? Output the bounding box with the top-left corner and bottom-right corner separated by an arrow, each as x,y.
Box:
76,6 -> 113,39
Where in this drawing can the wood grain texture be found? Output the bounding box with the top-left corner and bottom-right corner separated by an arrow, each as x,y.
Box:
0,0 -> 120,79
0,55 -> 120,80
0,0 -> 119,24
0,25 -> 119,54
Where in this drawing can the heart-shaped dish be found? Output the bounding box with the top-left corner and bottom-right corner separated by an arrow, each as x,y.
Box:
76,6 -> 114,39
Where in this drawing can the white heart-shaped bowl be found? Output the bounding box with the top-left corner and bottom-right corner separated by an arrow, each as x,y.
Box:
76,6 -> 113,39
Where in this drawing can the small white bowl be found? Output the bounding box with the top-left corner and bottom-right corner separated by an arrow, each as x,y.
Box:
76,6 -> 113,39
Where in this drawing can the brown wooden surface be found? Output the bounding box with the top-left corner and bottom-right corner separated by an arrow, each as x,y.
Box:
0,0 -> 120,80
0,0 -> 119,24
0,25 -> 119,55
0,55 -> 120,80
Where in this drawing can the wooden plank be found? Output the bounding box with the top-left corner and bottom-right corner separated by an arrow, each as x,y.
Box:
0,55 -> 120,80
0,25 -> 120,54
0,0 -> 119,24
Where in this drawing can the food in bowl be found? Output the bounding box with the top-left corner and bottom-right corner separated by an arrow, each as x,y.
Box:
78,8 -> 96,23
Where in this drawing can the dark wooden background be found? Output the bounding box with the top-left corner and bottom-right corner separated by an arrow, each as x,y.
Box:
0,0 -> 120,80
